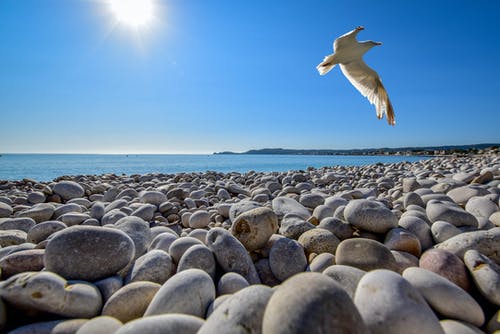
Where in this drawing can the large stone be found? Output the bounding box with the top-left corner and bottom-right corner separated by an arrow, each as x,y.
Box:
0,249 -> 45,278
344,199 -> 398,233
140,191 -> 167,206
354,269 -> 444,334
177,244 -> 216,279
465,196 -> 499,218
199,285 -> 273,334
26,220 -> 67,244
114,314 -> 204,334
463,249 -> 500,305
230,207 -> 278,251
189,210 -> 211,229
44,225 -> 135,281
335,238 -> 397,271
126,249 -> 173,284
322,265 -> 365,298
269,237 -> 307,281
217,272 -> 249,296
426,200 -> 478,227
398,215 -> 434,250
18,203 -> 55,223
297,228 -> 340,256
262,272 -> 368,334
419,248 -> 470,291
53,181 -> 85,200
114,216 -> 151,259
403,267 -> 484,326
0,271 -> 102,318
272,196 -> 310,220
0,202 -> 13,218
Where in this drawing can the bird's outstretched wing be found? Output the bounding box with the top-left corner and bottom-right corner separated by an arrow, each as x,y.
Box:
333,27 -> 363,52
340,60 -> 395,125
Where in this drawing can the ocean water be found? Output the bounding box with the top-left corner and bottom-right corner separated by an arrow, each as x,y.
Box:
0,154 -> 428,182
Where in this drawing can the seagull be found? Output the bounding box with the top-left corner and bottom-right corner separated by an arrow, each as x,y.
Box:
317,26 -> 395,125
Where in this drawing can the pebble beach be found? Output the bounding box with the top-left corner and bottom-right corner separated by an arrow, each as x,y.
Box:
0,150 -> 499,334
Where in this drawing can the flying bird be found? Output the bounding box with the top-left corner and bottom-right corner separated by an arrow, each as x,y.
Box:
317,26 -> 395,125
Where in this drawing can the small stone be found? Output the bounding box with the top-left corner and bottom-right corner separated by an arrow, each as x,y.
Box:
217,272 -> 249,295
131,204 -> 156,221
297,228 -> 340,256
486,310 -> 500,334
114,216 -> 152,259
0,202 -> 13,218
18,203 -> 55,223
140,191 -> 167,206
269,237 -> 307,281
230,207 -> 278,251
391,250 -> 419,273
149,232 -> 178,252
75,316 -> 123,334
419,248 -> 470,291
309,253 -> 335,272
94,276 -> 123,303
262,272 -> 368,334
335,238 -> 397,272
254,258 -> 281,287
90,202 -> 105,220
126,249 -> 174,284
102,281 -> 160,323
11,319 -> 88,334
228,200 -> 262,222
403,192 -> 425,208
447,185 -> 489,206
431,220 -> 462,243
60,212 -> 91,226
384,228 -> 421,257
189,210 -> 210,229
440,320 -> 485,334
0,230 -> 27,247
312,204 -> 334,222
465,196 -> 499,218
27,191 -> 46,204
426,200 -> 478,227
344,199 -> 398,233
317,217 -> 354,240
114,314 -> 204,334
0,217 -> 36,233
299,193 -> 324,209
169,237 -> 204,263
177,244 -> 216,279
272,196 -> 310,220
278,214 -> 315,239
53,181 -> 85,200
403,267 -> 484,326
322,265 -> 365,298
463,249 -> 500,305
0,249 -> 45,278
398,215 -> 434,251
144,269 -> 215,318
354,269 -> 444,334
26,221 -> 67,244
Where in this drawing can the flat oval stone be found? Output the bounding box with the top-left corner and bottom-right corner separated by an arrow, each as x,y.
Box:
10,319 -> 88,334
200,285 -> 273,334
431,220 -> 462,243
309,253 -> 335,273
335,238 -> 397,272
426,200 -> 478,227
206,228 -> 260,284
463,249 -> 500,305
115,314 -> 204,334
102,281 -> 160,323
262,272 -> 368,334
269,237 -> 307,281
0,249 -> 45,278
75,316 -> 123,334
189,210 -> 210,229
398,215 -> 434,250
344,199 -> 398,233
0,202 -> 13,218
419,248 -> 470,291
44,225 -> 135,281
18,203 -> 55,223
53,181 -> 85,200
384,227 -> 421,257
94,275 -> 123,303
322,265 -> 365,298
0,217 -> 36,233
318,217 -> 355,240
465,196 -> 499,218
126,249 -> 173,284
278,214 -> 315,239
447,185 -> 490,206
229,200 -> 262,222
140,191 -> 167,206
0,230 -> 27,247
113,216 -> 151,259
27,220 -> 67,244
230,207 -> 278,251
169,237 -> 204,263
149,232 -> 178,252
297,228 -> 340,256
0,271 -> 102,318
272,196 -> 310,220
144,268 -> 215,318
177,244 -> 216,279
402,267 -> 484,326
354,269 -> 444,334
217,272 -> 249,296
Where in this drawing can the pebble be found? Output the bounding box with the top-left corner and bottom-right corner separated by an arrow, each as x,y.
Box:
115,314 -> 204,334
278,213 -> 315,239
402,267 -> 484,326
44,225 -> 135,281
17,203 -> 55,223
217,272 -> 249,295
447,185 -> 490,206
465,196 -> 499,218
398,215 -> 434,250
126,249 -> 173,284
335,238 -> 397,271
113,216 -> 151,259
262,272 -> 368,334
102,281 -> 161,323
75,316 -> 123,334
94,275 -> 123,303
317,217 -> 354,240
322,264 -> 365,298
297,227 -> 339,256
230,207 -> 278,251
140,191 -> 167,206
308,252 -> 335,272
439,320 -> 485,334
269,237 -> 307,281
463,249 -> 500,305
0,202 -> 13,218
354,269 -> 444,334
344,199 -> 398,233
419,248 -> 470,290
384,227 -> 422,256
177,244 -> 216,279
431,220 -> 462,243
53,181 -> 85,200
0,217 -> 36,233
169,236 -> 204,263
0,230 -> 27,247
0,249 -> 45,278
228,200 -> 262,222
10,319 -> 88,334
189,210 -> 210,229
272,196 -> 310,220
427,199 -> 478,227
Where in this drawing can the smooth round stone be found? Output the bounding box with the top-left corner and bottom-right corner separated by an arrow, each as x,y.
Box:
102,281 -> 160,323
18,203 -> 55,223
101,209 -> 127,226
177,244 -> 216,279
230,207 -> 278,251
278,214 -> 315,239
0,230 -> 27,247
53,203 -> 82,218
0,249 -> 45,278
200,285 -> 273,334
312,204 -> 334,222
309,253 -> 335,272
464,249 -> 500,305
114,216 -> 151,259
447,185 -> 490,206
322,265 -> 365,298
140,191 -> 167,206
169,237 -> 204,263
0,217 -> 36,233
217,272 -> 249,295
426,200 -> 478,227
344,199 -> 398,233
398,215 -> 434,250
131,204 -> 156,221
490,211 -> 500,226
354,269 -> 444,334
269,237 -> 307,281
436,227 -> 500,263
272,196 -> 310,220
206,228 -> 260,284
254,258 -> 281,287
0,202 -> 13,218
145,269 -> 215,318
27,191 -> 46,204
149,232 -> 178,252
262,272 -> 367,334
187,229 -> 208,243
403,178 -> 420,193
431,220 -> 462,243
75,316 -> 123,334
401,209 -> 431,224
384,228 -> 421,256
403,192 -> 425,208
188,210 -> 210,229
440,320 -> 485,334
94,275 -> 123,303
217,188 -> 231,200
403,267 -> 484,326
60,212 -> 91,226
228,200 -> 262,222
90,202 -> 105,220
335,238 -> 397,272
297,228 -> 340,256
126,250 -> 173,284
0,271 -> 102,318
391,250 -> 419,273
205,294 -> 231,317
465,196 -> 499,218
324,196 -> 349,211
317,217 -> 354,240
44,225 -> 135,281
10,319 -> 88,334
299,193 -> 324,209
53,181 -> 85,200
419,248 -> 470,290
115,314 -> 204,334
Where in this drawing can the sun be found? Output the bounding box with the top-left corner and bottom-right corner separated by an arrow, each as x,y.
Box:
109,0 -> 154,28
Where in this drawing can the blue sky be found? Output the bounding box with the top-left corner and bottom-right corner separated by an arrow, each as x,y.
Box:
1,0 -> 499,154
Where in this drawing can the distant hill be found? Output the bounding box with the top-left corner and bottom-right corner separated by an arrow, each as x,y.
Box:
214,144 -> 499,156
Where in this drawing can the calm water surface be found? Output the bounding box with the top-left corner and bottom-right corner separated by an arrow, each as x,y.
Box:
0,154 -> 429,182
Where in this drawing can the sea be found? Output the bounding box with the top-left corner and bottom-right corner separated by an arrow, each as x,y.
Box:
0,154 -> 429,182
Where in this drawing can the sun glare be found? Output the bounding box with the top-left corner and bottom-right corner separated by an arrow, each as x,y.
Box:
109,0 -> 154,28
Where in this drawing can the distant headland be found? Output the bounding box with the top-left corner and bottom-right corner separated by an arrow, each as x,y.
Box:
214,143 -> 499,156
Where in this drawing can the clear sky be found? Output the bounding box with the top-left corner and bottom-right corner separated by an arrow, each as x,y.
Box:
1,0 -> 499,154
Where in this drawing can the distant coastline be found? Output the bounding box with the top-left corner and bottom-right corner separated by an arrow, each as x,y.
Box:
213,143 -> 499,156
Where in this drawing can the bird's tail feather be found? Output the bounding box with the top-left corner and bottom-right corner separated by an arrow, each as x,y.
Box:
316,54 -> 336,76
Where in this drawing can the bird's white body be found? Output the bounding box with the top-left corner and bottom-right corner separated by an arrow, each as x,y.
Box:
317,27 -> 395,125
